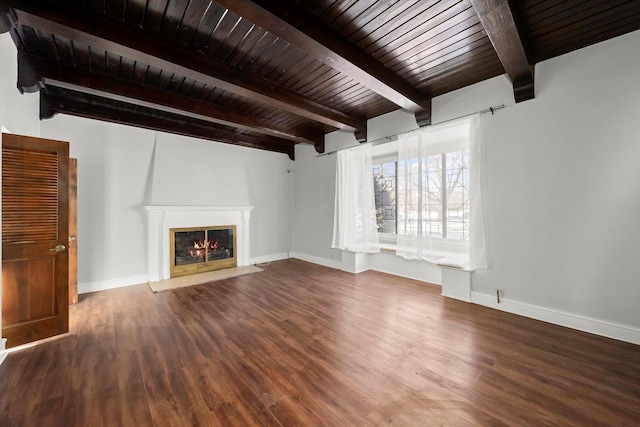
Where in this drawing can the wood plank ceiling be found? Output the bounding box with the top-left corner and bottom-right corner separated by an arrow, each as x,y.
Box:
1,1 -> 639,159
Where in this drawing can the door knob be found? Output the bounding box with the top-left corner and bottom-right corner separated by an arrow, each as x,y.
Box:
49,244 -> 66,252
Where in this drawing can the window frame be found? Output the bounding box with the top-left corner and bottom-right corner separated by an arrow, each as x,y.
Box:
372,147 -> 471,245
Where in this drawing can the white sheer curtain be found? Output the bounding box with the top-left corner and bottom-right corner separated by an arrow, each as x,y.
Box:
396,114 -> 489,269
332,143 -> 380,253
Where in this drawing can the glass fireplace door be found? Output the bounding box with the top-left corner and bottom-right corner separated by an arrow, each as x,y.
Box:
170,225 -> 237,277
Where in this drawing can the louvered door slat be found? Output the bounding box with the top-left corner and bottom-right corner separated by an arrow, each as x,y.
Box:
2,147 -> 59,243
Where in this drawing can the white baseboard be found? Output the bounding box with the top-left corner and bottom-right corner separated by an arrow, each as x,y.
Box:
471,291 -> 640,345
0,338 -> 7,366
250,252 -> 289,265
289,252 -> 342,270
78,274 -> 149,294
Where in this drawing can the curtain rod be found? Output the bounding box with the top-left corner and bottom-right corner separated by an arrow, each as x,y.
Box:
316,104 -> 505,157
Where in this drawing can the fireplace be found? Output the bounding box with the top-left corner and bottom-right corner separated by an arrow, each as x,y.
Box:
170,225 -> 237,278
145,205 -> 253,282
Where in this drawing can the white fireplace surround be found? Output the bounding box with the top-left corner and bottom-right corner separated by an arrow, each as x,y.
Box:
145,205 -> 253,282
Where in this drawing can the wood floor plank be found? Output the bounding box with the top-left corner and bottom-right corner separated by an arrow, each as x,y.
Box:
0,259 -> 638,426
117,349 -> 153,426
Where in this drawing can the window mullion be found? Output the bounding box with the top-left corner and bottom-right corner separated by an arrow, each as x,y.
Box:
394,161 -> 399,235
441,153 -> 447,239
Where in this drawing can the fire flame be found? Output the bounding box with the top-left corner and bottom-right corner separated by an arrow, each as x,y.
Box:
191,239 -> 220,256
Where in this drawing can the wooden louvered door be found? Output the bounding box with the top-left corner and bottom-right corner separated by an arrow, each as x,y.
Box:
2,133 -> 69,348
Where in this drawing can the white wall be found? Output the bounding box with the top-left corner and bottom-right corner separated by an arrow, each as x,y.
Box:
470,30 -> 640,340
293,30 -> 640,343
42,116 -> 156,290
148,134 -> 251,205
243,147 -> 294,263
0,34 -> 40,137
291,145 -> 343,268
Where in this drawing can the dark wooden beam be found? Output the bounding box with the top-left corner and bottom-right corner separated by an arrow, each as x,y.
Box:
40,91 -> 296,160
18,52 -> 321,146
217,0 -> 432,115
3,0 -> 366,133
0,6 -> 13,33
469,0 -> 534,102
414,100 -> 432,127
354,127 -> 367,144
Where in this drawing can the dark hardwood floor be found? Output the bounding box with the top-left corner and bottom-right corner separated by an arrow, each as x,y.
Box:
1,259 -> 638,426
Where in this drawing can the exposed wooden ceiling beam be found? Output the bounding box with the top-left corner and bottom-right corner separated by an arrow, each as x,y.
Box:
469,0 -> 535,102
40,90 -> 296,160
0,6 -> 12,33
18,52 -> 322,146
2,0 -> 366,133
217,0 -> 432,117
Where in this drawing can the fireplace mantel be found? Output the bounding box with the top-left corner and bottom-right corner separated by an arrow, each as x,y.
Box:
145,205 -> 253,282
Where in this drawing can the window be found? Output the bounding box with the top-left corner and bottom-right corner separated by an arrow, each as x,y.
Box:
373,148 -> 470,241
369,114 -> 486,269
